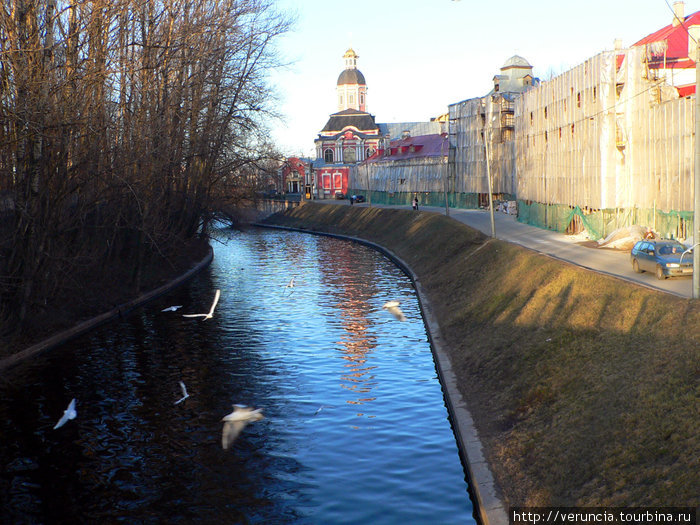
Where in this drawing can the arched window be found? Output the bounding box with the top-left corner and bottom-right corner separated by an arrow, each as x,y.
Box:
324,149 -> 334,164
343,147 -> 356,164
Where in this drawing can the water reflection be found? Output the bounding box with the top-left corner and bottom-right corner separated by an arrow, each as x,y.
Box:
0,228 -> 475,524
316,239 -> 383,411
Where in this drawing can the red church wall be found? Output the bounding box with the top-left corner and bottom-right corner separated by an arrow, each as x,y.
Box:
317,167 -> 349,198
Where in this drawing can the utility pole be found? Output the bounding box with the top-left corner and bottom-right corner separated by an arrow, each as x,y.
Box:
484,135 -> 496,238
694,39 -> 700,298
441,133 -> 449,216
485,99 -> 496,238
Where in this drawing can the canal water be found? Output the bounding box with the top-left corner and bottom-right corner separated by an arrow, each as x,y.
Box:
0,227 -> 476,524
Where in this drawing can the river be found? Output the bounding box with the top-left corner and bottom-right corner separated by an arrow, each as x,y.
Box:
0,227 -> 476,524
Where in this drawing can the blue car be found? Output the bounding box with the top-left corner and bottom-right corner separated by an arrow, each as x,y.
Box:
630,239 -> 693,280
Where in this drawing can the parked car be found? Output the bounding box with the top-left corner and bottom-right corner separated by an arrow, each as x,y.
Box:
630,239 -> 693,280
334,191 -> 346,200
351,195 -> 365,203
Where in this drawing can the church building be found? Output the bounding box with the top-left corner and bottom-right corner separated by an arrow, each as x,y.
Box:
314,49 -> 383,198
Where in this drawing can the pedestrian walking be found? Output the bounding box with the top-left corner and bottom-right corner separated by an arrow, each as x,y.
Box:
412,197 -> 419,211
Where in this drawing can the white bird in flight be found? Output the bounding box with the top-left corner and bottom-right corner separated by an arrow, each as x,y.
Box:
183,289 -> 220,320
314,405 -> 334,416
283,277 -> 295,296
161,305 -> 183,312
383,300 -> 406,322
221,405 -> 264,450
53,399 -> 77,430
174,381 -> 190,405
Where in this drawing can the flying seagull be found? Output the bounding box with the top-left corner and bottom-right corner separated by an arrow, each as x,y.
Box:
221,405 -> 264,450
53,399 -> 77,430
314,404 -> 334,416
382,300 -> 406,322
161,305 -> 183,312
174,381 -> 189,405
183,289 -> 220,320
283,277 -> 295,296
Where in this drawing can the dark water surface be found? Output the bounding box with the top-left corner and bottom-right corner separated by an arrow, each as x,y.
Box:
0,228 -> 476,524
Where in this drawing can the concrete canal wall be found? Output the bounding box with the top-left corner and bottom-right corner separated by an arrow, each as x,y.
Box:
0,247 -> 214,372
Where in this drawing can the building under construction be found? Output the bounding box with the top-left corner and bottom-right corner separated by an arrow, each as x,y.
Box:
516,45 -> 694,240
348,4 -> 698,241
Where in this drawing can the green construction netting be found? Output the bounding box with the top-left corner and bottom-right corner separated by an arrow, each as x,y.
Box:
346,190 -> 498,209
343,192 -> 695,241
517,201 -> 694,241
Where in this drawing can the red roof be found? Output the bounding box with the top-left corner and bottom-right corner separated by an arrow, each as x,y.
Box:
676,83 -> 696,97
366,134 -> 448,163
634,11 -> 700,69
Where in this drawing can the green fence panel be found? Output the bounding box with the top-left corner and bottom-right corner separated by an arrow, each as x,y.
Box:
517,200 -> 695,241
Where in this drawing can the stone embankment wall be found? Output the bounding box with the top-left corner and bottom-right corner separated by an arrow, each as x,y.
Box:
245,199 -> 300,223
0,247 -> 214,372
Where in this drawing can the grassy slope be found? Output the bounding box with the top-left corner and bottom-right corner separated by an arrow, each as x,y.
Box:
263,202 -> 699,506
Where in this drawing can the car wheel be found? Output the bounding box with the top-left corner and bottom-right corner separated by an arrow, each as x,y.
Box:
632,259 -> 642,273
656,265 -> 667,280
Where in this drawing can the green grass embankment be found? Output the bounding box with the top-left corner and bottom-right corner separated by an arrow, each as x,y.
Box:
262,202 -> 699,507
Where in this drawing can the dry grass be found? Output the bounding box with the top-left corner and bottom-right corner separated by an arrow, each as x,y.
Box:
264,202 -> 700,506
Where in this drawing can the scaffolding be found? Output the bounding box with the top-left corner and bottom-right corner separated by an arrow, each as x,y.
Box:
350,156 -> 448,203
346,47 -> 695,240
515,48 -> 694,239
448,94 -> 517,196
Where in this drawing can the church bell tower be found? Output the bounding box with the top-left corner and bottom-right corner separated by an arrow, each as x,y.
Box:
336,48 -> 367,112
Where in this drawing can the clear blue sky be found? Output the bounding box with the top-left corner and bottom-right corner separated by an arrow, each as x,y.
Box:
268,0 -> 698,157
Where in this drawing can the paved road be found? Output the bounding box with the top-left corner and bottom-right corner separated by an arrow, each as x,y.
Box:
331,200 -> 693,298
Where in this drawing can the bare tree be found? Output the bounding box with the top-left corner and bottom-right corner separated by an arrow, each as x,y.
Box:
0,0 -> 290,338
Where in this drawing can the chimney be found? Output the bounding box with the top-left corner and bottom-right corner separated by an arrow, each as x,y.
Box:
672,1 -> 684,27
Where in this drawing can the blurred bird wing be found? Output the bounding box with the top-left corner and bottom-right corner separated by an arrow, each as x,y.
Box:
223,406 -> 263,422
387,306 -> 406,321
247,408 -> 264,421
222,420 -> 246,450
179,381 -> 188,398
208,289 -> 221,316
382,300 -> 400,309
182,290 -> 220,319
53,399 -> 77,429
54,415 -> 69,430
